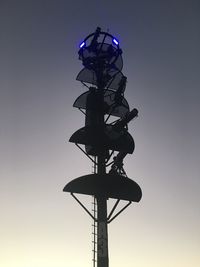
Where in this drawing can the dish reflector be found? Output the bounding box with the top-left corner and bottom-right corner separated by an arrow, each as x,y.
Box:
73,89 -> 129,118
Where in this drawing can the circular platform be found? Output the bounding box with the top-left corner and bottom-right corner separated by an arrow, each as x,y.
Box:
63,174 -> 142,202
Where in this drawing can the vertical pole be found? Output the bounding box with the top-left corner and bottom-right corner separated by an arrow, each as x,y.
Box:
96,76 -> 109,267
97,155 -> 109,267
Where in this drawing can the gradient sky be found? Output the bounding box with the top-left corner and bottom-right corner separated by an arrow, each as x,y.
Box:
0,1 -> 200,267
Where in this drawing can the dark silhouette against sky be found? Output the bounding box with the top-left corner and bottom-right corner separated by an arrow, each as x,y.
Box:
0,1 -> 199,267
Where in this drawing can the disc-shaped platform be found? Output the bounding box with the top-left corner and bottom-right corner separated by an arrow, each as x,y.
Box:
63,174 -> 142,202
69,125 -> 135,154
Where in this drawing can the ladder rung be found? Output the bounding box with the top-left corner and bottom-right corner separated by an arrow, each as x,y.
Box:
92,195 -> 97,267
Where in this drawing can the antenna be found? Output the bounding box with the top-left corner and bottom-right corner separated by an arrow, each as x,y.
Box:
63,27 -> 142,267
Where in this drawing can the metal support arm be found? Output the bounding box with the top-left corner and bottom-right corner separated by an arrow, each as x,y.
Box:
107,201 -> 132,223
71,193 -> 97,222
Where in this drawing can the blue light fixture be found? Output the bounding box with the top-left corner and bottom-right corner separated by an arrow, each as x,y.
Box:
79,41 -> 85,48
112,38 -> 119,45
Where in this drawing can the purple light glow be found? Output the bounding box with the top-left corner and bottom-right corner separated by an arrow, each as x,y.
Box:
113,38 -> 119,45
79,41 -> 85,48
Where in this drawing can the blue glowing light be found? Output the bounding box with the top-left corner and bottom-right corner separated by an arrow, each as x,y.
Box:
113,38 -> 119,45
79,41 -> 85,48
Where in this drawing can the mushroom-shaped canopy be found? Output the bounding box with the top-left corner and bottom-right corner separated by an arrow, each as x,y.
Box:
69,125 -> 135,154
63,174 -> 142,202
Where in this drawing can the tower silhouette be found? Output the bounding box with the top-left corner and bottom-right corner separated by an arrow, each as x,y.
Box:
63,27 -> 142,267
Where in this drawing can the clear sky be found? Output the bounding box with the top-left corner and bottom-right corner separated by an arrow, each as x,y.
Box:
0,1 -> 199,267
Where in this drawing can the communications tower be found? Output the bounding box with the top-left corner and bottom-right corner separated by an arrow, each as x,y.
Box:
63,27 -> 142,267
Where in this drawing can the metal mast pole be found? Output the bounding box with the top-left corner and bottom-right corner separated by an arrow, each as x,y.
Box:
96,144 -> 109,267
96,74 -> 109,267
96,165 -> 108,267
